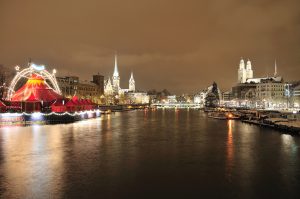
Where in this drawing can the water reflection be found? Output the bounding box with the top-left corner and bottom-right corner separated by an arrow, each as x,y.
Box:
0,110 -> 300,198
281,134 -> 297,156
0,125 -> 65,198
226,120 -> 234,181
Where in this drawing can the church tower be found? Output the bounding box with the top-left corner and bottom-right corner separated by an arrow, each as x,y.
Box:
238,58 -> 246,83
246,59 -> 253,80
112,54 -> 120,94
104,77 -> 113,95
129,72 -> 135,92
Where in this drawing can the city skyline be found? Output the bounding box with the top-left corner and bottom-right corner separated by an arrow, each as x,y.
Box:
0,1 -> 300,198
1,0 -> 300,94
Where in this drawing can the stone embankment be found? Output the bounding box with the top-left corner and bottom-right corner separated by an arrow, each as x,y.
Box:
242,115 -> 300,135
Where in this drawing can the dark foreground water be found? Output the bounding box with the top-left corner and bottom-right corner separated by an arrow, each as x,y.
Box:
0,109 -> 300,198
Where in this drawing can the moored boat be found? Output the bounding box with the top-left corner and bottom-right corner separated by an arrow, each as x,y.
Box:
208,112 -> 240,120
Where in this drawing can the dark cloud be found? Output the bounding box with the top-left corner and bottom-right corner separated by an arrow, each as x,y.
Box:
0,0 -> 299,93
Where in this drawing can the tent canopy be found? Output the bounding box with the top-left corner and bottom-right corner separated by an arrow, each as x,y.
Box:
11,74 -> 62,102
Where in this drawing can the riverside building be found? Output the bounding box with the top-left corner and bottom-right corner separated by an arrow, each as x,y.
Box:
231,58 -> 287,108
56,74 -> 104,103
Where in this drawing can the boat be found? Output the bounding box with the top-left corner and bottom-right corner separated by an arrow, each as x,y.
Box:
208,112 -> 240,120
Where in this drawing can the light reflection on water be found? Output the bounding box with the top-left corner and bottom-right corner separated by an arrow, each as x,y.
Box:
0,109 -> 299,198
0,125 -> 65,198
226,120 -> 234,181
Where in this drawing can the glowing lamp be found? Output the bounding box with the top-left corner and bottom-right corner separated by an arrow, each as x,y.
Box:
31,112 -> 43,121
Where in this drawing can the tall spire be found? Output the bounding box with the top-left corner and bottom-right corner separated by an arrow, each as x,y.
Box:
130,71 -> 134,81
274,59 -> 277,77
129,71 -> 135,91
113,53 -> 119,77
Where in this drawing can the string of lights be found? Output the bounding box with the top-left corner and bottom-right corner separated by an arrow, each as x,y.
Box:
0,109 -> 101,117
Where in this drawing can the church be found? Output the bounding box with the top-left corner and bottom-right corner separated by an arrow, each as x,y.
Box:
231,58 -> 286,108
104,54 -> 136,96
237,58 -> 254,83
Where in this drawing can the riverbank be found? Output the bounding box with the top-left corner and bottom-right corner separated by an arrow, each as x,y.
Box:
99,104 -> 149,113
241,118 -> 300,135
205,108 -> 300,135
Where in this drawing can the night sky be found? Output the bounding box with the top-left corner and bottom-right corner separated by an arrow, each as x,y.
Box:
0,0 -> 299,94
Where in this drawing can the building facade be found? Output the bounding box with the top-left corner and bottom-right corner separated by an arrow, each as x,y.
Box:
56,74 -> 104,103
256,78 -> 285,108
77,81 -> 100,100
125,92 -> 149,104
56,76 -> 79,97
293,84 -> 300,108
92,74 -> 104,95
222,91 -> 233,101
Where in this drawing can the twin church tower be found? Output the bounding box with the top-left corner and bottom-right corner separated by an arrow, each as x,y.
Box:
104,54 -> 135,95
237,58 -> 279,84
237,58 -> 253,83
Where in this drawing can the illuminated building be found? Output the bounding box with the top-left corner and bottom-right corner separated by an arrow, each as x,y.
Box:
104,54 -> 136,95
129,72 -> 135,92
232,58 -> 288,108
238,58 -> 253,83
194,91 -> 206,105
293,84 -> 300,108
56,76 -> 79,97
194,83 -> 222,107
256,78 -> 285,108
112,54 -> 121,93
125,92 -> 149,104
77,81 -> 100,100
104,78 -> 113,96
222,91 -> 233,101
232,83 -> 257,100
166,95 -> 177,103
56,74 -> 104,103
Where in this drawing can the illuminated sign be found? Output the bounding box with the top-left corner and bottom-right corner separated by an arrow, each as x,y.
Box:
31,63 -> 45,71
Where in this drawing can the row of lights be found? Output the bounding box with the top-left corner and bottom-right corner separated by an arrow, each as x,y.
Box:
0,109 -> 101,117
15,64 -> 56,75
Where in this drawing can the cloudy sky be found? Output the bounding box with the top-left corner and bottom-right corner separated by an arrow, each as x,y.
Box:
0,0 -> 299,93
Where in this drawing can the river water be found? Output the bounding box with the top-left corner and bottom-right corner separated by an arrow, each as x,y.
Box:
0,109 -> 299,198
